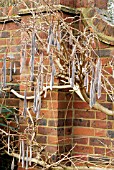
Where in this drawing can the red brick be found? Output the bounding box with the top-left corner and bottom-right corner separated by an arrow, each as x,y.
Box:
73,101 -> 90,109
58,101 -> 72,109
96,111 -> 106,120
45,145 -> 58,153
40,110 -> 58,119
89,138 -> 111,147
73,127 -> 94,136
95,147 -> 105,155
6,22 -> 20,30
94,0 -> 108,9
58,110 -> 73,118
106,148 -> 114,157
46,91 -> 58,100
36,135 -> 47,144
65,127 -> 72,135
6,99 -> 19,107
76,0 -> 81,7
73,137 -> 89,145
41,101 -> 47,108
0,39 -> 6,46
91,120 -> 107,129
73,119 -> 90,127
58,136 -> 72,144
95,129 -> 107,137
48,101 -> 58,109
48,136 -> 58,144
75,110 -> 95,119
38,126 -> 57,135
74,145 -> 93,154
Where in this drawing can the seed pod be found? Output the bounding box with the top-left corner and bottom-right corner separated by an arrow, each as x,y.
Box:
29,145 -> 32,166
23,90 -> 27,117
13,63 -> 16,73
26,145 -> 28,169
10,62 -> 13,82
22,140 -> 25,168
11,157 -> 14,170
19,141 -> 21,162
8,133 -> 10,154
30,32 -> 35,81
3,56 -> 6,87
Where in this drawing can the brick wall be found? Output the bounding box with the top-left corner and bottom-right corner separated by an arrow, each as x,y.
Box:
60,0 -> 108,9
0,0 -> 114,169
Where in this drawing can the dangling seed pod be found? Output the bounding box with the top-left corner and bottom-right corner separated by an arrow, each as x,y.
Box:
11,157 -> 15,170
26,145 -> 28,169
10,61 -> 13,82
3,56 -> 6,87
23,90 -> 27,117
22,140 -> 25,168
29,145 -> 32,166
30,32 -> 35,81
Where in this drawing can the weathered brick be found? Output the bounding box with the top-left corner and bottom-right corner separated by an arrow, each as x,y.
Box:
58,110 -> 72,118
36,135 -> 47,144
89,138 -> 111,147
38,127 -> 57,135
6,99 -> 19,107
58,136 -> 72,144
38,119 -> 47,126
107,130 -> 114,138
74,145 -> 93,154
96,111 -> 106,120
95,147 -> 105,155
40,110 -> 58,119
91,120 -> 107,129
73,101 -> 90,109
65,127 -> 72,135
0,31 -> 10,38
73,137 -> 89,145
75,110 -> 95,119
73,119 -> 90,127
45,146 -> 58,153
